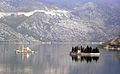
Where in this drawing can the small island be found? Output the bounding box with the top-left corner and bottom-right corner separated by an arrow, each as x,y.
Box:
70,46 -> 100,56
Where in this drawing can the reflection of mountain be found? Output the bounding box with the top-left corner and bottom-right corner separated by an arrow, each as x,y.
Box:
70,55 -> 99,62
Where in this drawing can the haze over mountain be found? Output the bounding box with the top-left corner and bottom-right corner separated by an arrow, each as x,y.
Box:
0,0 -> 120,42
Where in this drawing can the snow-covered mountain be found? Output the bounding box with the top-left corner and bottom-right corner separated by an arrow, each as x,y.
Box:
17,10 -> 88,42
0,0 -> 120,42
0,9 -> 69,18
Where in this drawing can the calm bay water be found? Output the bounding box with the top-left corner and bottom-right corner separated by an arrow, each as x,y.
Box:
0,42 -> 120,74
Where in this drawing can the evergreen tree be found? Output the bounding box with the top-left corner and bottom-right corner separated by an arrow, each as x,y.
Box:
72,47 -> 74,52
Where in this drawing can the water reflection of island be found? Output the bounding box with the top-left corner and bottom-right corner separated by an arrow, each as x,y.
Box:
16,53 -> 32,60
70,55 -> 99,62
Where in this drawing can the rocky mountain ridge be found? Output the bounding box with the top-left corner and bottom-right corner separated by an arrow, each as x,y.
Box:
0,1 -> 119,42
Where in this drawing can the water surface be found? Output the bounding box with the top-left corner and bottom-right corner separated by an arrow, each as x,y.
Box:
0,43 -> 120,74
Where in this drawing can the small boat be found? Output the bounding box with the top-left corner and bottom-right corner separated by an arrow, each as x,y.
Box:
16,47 -> 35,54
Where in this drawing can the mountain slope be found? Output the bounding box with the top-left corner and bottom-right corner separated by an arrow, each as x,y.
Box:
16,8 -> 109,42
72,2 -> 120,39
0,23 -> 21,40
99,36 -> 120,49
0,22 -> 37,42
0,1 -> 119,42
17,10 -> 88,42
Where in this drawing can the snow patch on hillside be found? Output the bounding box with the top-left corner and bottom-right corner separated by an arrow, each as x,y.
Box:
0,9 -> 70,18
